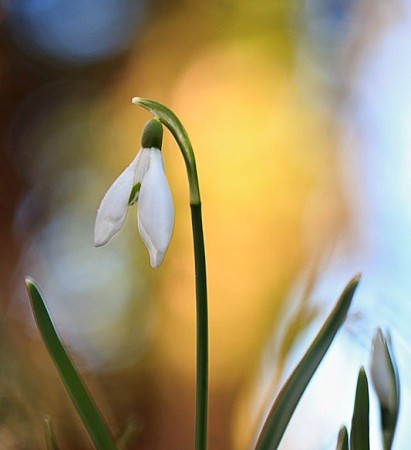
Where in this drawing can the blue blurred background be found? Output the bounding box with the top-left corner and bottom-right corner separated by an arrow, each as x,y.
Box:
1,0 -> 411,448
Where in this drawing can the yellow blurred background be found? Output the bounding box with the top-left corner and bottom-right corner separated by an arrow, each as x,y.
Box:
1,0 -> 411,449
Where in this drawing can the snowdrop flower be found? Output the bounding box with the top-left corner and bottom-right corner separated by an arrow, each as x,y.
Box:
370,328 -> 400,449
94,119 -> 174,268
370,328 -> 399,411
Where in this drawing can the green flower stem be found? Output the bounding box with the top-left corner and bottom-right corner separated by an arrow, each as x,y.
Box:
132,97 -> 201,205
132,97 -> 208,450
191,203 -> 208,450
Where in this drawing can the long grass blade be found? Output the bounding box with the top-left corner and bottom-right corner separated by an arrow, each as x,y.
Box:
350,367 -> 370,450
26,278 -> 117,450
255,274 -> 361,450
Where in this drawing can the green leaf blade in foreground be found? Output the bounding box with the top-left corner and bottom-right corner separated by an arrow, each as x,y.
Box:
350,367 -> 370,450
336,425 -> 349,450
255,275 -> 361,450
25,278 -> 117,450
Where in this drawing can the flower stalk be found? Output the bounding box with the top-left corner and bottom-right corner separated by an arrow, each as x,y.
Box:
132,97 -> 209,450
191,203 -> 208,450
132,97 -> 201,205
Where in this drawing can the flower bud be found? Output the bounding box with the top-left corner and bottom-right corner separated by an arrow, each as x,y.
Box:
370,328 -> 400,449
141,119 -> 163,149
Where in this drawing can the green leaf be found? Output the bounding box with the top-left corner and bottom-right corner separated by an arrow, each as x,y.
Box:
25,278 -> 117,450
132,97 -> 201,205
255,274 -> 361,450
44,416 -> 60,450
336,425 -> 349,450
350,367 -> 370,450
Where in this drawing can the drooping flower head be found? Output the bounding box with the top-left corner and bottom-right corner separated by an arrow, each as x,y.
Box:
94,119 -> 174,268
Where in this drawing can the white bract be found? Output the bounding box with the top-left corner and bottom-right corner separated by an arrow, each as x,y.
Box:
94,145 -> 174,268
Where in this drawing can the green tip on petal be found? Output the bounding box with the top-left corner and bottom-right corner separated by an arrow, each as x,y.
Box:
141,119 -> 163,150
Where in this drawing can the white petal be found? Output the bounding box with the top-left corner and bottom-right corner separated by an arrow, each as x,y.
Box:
132,148 -> 151,185
94,153 -> 140,246
137,149 -> 174,268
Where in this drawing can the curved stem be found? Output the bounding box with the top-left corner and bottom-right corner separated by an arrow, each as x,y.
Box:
132,97 -> 200,204
132,98 -> 209,450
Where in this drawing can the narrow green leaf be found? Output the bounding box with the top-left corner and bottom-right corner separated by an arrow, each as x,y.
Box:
131,97 -> 201,205
25,278 -> 117,450
350,367 -> 370,450
336,425 -> 349,450
255,274 -> 361,450
44,416 -> 60,450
